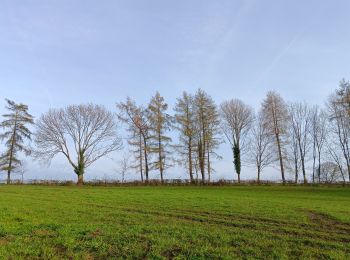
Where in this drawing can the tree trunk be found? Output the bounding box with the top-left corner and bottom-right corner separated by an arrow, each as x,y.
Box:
77,174 -> 84,185
299,144 -> 307,184
294,159 -> 298,184
188,137 -> 193,183
312,153 -> 316,184
7,171 -> 11,185
233,144 -> 241,183
200,114 -> 206,183
158,133 -> 164,184
207,149 -> 211,183
339,167 -> 346,184
276,133 -> 285,184
74,151 -> 85,185
257,165 -> 261,184
318,152 -> 321,183
142,135 -> 149,183
301,156 -> 307,184
7,114 -> 18,185
198,139 -> 205,183
139,132 -> 144,183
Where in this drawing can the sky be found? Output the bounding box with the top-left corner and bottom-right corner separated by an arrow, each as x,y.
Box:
1,0 -> 350,182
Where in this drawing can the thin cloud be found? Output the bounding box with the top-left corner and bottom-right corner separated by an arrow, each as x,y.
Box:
254,30 -> 305,86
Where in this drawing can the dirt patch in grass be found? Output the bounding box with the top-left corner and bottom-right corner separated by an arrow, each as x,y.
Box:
55,243 -> 70,256
89,229 -> 103,238
33,229 -> 56,237
162,245 -> 184,259
0,238 -> 10,246
0,234 -> 15,244
306,210 -> 350,234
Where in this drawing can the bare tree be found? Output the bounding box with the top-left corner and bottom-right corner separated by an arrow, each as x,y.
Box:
0,99 -> 34,184
249,111 -> 275,183
15,160 -> 27,184
319,162 -> 343,183
286,126 -> 300,183
326,141 -> 346,183
34,104 -> 122,185
310,106 -> 328,183
327,94 -> 350,182
262,91 -> 289,183
220,99 -> 253,182
117,98 -> 151,183
288,102 -> 311,183
117,153 -> 131,183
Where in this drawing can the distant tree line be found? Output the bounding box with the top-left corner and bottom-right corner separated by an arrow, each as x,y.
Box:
1,80 -> 350,185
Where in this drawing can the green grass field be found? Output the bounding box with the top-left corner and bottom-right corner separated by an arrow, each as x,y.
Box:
0,185 -> 349,259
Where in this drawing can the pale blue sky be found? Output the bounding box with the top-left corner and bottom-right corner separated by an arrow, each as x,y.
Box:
1,0 -> 350,181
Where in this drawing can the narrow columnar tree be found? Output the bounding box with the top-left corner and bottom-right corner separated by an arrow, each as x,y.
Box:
117,98 -> 151,182
249,111 -> 275,183
310,106 -> 328,183
288,102 -> 311,184
174,92 -> 197,182
34,104 -> 122,185
194,89 -> 221,183
147,92 -> 172,183
262,91 -> 289,184
0,99 -> 34,184
220,99 -> 253,182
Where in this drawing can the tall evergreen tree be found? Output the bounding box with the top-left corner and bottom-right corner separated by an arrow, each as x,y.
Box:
147,92 -> 172,183
0,99 -> 34,184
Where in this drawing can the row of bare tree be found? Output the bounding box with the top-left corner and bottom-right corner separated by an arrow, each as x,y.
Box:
1,80 -> 350,184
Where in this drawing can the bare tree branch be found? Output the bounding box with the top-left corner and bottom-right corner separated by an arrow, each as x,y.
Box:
34,104 -> 122,184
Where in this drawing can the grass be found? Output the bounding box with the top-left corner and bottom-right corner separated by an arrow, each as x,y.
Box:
0,185 -> 349,259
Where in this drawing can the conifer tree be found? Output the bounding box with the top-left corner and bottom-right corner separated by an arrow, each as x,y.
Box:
0,99 -> 34,184
174,91 -> 197,182
194,89 -> 221,182
147,92 -> 172,183
117,98 -> 151,182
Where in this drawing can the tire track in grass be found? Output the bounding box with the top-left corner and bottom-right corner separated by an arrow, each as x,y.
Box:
120,207 -> 350,245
